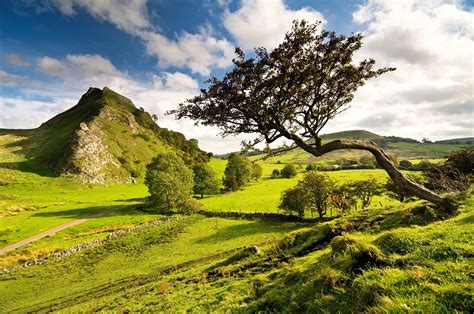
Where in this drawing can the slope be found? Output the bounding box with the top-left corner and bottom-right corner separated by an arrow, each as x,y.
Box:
0,87 -> 208,183
257,130 -> 471,164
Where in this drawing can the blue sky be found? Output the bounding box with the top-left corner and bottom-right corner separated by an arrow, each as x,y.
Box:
1,0 -> 473,153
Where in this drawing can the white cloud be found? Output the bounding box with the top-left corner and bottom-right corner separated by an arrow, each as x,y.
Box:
0,70 -> 25,85
38,56 -> 71,77
331,0 -> 474,141
5,54 -> 30,67
139,27 -> 234,76
223,0 -> 326,50
44,0 -> 234,76
48,0 -> 150,33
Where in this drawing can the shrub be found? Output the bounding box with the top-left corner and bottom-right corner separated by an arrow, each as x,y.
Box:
251,163 -> 263,181
145,152 -> 194,210
281,163 -> 297,178
424,148 -> 474,192
178,197 -> 202,214
271,169 -> 280,178
305,164 -> 316,171
399,160 -> 413,170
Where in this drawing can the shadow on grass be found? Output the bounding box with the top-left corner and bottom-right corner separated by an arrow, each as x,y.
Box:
0,161 -> 56,177
31,202 -> 148,219
195,220 -> 301,244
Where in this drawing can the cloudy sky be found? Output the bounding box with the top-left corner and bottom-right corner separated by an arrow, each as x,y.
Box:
0,0 -> 473,153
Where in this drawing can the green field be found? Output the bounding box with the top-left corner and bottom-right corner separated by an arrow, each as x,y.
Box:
1,132 -> 473,312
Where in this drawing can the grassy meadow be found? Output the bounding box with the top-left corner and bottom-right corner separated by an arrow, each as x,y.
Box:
1,131 -> 473,312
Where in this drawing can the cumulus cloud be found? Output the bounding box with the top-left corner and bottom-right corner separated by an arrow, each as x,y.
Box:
139,27 -> 234,75
5,54 -> 30,67
46,0 -> 150,33
0,70 -> 26,85
42,0 -> 234,76
223,0 -> 326,50
334,0 -> 474,140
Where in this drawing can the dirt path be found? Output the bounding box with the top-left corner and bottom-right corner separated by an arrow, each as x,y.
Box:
0,202 -> 140,255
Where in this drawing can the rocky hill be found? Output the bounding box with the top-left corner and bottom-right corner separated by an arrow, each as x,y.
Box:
0,87 -> 208,183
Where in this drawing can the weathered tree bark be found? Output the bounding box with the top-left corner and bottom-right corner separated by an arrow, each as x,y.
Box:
291,138 -> 454,210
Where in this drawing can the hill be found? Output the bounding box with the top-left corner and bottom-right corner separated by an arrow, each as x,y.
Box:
253,130 -> 472,164
0,87 -> 208,183
435,137 -> 474,145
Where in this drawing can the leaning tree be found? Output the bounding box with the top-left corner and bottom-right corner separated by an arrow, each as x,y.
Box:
169,20 -> 452,209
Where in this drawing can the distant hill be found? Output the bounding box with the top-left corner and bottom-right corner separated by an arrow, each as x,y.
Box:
248,130 -> 472,164
0,87 -> 208,183
435,137 -> 474,145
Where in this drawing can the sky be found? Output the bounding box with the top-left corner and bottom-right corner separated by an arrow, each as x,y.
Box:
0,0 -> 473,154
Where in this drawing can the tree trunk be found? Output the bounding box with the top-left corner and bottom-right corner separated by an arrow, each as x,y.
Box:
298,139 -> 454,210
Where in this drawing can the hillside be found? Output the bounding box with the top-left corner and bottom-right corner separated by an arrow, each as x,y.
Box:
256,130 -> 472,164
0,87 -> 208,183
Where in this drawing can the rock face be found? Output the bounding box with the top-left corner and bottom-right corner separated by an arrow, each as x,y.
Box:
63,121 -> 133,184
26,86 -> 209,184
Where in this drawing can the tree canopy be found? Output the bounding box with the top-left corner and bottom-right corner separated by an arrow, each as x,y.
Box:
145,152 -> 194,210
169,19 -> 452,209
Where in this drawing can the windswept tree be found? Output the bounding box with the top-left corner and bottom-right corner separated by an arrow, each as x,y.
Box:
169,20 -> 452,209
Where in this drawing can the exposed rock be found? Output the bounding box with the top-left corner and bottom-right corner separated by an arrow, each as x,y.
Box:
62,121 -> 133,184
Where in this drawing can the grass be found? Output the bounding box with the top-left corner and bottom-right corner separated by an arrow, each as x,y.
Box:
1,128 -> 472,312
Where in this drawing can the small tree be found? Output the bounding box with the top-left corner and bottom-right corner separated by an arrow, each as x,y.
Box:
298,172 -> 335,217
331,185 -> 357,214
306,164 -> 317,171
385,178 -> 411,202
223,153 -> 253,190
251,163 -> 263,181
346,179 -> 382,209
271,169 -> 280,178
281,164 -> 297,178
193,163 -> 220,198
279,187 -> 307,218
145,152 -> 194,210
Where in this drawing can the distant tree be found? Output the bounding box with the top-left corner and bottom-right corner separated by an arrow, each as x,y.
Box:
412,160 -> 433,172
271,169 -> 280,178
169,20 -> 451,209
189,138 -> 199,149
251,163 -> 263,181
346,179 -> 383,209
151,114 -> 158,122
281,164 -> 297,178
305,164 -> 316,171
359,155 -> 376,168
399,160 -> 413,170
223,153 -> 253,190
193,163 -> 220,198
298,172 -> 335,217
385,178 -> 411,202
145,152 -> 194,210
279,187 -> 307,218
422,138 -> 432,143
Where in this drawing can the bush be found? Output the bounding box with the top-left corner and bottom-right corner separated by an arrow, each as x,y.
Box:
399,160 -> 413,170
252,163 -> 263,181
271,169 -> 280,178
305,164 -> 317,171
424,148 -> 474,192
281,164 -> 297,178
145,152 -> 194,210
178,197 -> 202,214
